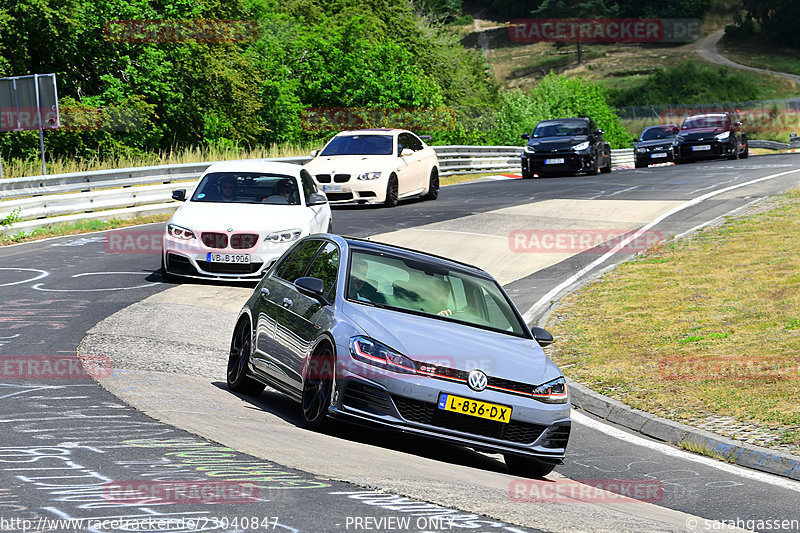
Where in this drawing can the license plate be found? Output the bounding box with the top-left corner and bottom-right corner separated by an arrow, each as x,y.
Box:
650,152 -> 668,158
322,184 -> 342,192
544,158 -> 565,165
437,393 -> 511,423
692,145 -> 711,151
206,253 -> 250,264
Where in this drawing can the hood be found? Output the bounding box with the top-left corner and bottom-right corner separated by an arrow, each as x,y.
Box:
341,301 -> 560,386
636,139 -> 674,149
170,201 -> 311,233
679,127 -> 727,141
527,135 -> 588,152
304,154 -> 395,174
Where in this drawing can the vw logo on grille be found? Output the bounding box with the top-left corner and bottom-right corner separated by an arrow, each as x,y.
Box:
467,369 -> 488,392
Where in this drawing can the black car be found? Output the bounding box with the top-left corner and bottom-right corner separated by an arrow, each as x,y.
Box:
521,118 -> 612,178
634,124 -> 679,168
674,113 -> 749,163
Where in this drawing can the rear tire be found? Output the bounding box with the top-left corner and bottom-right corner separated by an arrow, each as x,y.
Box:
301,345 -> 334,430
422,167 -> 439,200
384,175 -> 399,207
227,319 -> 265,396
504,454 -> 557,478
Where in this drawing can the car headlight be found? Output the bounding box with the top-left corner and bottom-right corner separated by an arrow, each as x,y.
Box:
531,377 -> 568,403
636,146 -> 645,153
716,131 -> 730,141
357,172 -> 382,180
349,336 -> 416,374
167,224 -> 195,240
524,145 -> 536,154
265,229 -> 302,243
572,141 -> 590,151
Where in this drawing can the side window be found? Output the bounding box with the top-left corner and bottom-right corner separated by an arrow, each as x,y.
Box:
276,240 -> 322,283
398,133 -> 410,155
300,169 -> 317,204
408,134 -> 423,151
305,242 -> 339,297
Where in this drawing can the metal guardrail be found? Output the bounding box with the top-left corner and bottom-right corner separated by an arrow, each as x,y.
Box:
748,140 -> 800,151
0,143 -> 787,235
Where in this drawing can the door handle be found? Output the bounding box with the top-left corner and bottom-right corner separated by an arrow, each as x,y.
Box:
261,287 -> 270,297
282,298 -> 293,307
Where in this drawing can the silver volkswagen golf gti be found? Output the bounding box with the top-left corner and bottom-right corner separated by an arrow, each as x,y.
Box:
227,234 -> 570,477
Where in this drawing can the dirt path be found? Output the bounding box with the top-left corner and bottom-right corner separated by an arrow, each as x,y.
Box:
694,29 -> 800,84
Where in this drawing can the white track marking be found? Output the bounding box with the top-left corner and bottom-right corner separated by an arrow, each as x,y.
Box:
572,411 -> 800,492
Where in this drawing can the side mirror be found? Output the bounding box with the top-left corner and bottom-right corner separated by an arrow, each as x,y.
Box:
594,129 -> 604,136
531,326 -> 554,347
521,133 -> 530,140
672,126 -> 680,134
172,189 -> 186,201
294,277 -> 328,304
310,150 -> 319,157
400,148 -> 414,157
307,192 -> 328,206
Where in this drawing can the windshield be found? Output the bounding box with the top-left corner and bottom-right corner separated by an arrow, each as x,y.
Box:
641,126 -> 676,140
682,116 -> 730,130
346,250 -> 527,337
191,172 -> 301,205
320,135 -> 393,156
532,121 -> 589,138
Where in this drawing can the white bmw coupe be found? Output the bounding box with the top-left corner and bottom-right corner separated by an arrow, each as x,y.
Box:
304,129 -> 440,207
162,160 -> 332,281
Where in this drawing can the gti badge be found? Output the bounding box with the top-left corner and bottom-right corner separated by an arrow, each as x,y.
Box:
468,369 -> 488,392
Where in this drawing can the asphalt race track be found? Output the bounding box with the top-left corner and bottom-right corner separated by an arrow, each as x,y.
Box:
2,155 -> 800,532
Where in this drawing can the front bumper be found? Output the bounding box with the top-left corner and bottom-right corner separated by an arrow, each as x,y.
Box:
676,140 -> 733,161
316,176 -> 385,205
522,152 -> 594,175
331,363 -> 571,461
163,234 -> 293,280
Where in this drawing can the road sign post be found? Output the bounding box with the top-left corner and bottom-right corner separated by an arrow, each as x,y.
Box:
0,73 -> 60,176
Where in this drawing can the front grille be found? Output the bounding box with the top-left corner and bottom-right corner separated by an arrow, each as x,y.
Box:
392,396 -> 547,445
333,174 -> 350,183
230,233 -> 258,249
413,363 -> 535,398
316,174 -> 331,183
202,232 -> 228,249
342,381 -> 392,414
325,192 -> 353,202
197,261 -> 263,274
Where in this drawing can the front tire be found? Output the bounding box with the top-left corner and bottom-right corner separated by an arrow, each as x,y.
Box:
601,154 -> 612,173
227,319 -> 265,396
384,175 -> 399,207
741,140 -> 749,159
504,454 -> 557,478
422,167 -> 439,200
728,142 -> 740,160
301,345 -> 334,429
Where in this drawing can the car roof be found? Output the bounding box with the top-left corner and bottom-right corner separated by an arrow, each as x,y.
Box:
537,117 -> 589,124
334,129 -> 405,136
340,236 -> 490,277
203,160 -> 303,176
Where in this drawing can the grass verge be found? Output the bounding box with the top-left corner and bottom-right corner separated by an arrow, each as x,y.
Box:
718,37 -> 800,77
546,190 -> 800,431
0,214 -> 172,246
